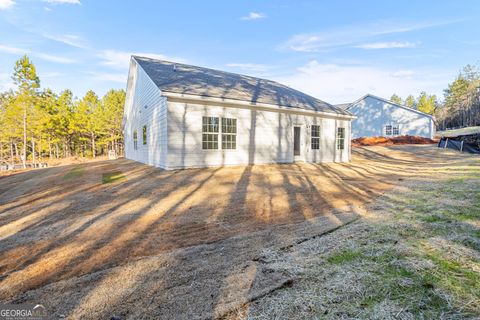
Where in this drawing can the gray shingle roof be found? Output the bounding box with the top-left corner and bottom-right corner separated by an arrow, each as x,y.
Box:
133,56 -> 350,116
334,103 -> 352,110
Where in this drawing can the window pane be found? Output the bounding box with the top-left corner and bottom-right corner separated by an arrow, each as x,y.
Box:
222,118 -> 237,134
202,116 -> 219,133
393,125 -> 399,135
336,128 -> 345,150
222,134 -> 236,149
311,125 -> 320,138
337,138 -> 345,150
202,133 -> 219,149
385,125 -> 392,136
143,125 -> 147,145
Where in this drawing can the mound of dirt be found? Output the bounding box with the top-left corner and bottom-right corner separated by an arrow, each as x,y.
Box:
352,135 -> 436,147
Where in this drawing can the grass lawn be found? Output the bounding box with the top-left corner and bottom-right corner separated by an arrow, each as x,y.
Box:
0,146 -> 478,319
63,165 -> 85,180
101,171 -> 126,184
243,160 -> 480,319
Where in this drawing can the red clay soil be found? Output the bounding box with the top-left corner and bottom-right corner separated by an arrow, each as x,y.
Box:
352,135 -> 436,147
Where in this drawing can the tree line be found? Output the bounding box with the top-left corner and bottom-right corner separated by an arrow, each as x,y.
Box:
1,56 -> 478,167
389,64 -> 480,130
0,55 -> 125,167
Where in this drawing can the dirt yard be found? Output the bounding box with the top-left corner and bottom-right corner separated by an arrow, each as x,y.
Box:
0,145 -> 478,319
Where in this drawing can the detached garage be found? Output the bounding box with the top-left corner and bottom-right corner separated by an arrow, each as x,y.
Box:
123,56 -> 355,170
339,94 -> 435,139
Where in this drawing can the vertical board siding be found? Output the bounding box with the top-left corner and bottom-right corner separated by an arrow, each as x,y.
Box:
166,101 -> 350,169
124,62 -> 168,168
349,96 -> 434,139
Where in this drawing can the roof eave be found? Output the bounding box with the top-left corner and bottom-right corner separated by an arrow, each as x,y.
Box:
162,91 -> 356,120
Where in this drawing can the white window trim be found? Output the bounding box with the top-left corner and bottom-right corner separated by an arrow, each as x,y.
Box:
202,116 -> 237,151
385,123 -> 400,136
336,127 -> 346,150
133,130 -> 138,150
311,125 -> 321,150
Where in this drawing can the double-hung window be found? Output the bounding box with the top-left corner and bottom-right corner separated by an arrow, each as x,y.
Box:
133,130 -> 138,150
385,124 -> 392,136
385,124 -> 399,136
337,127 -> 345,150
142,125 -> 147,145
392,125 -> 400,135
311,125 -> 320,150
221,118 -> 237,149
202,117 -> 219,149
202,116 -> 237,150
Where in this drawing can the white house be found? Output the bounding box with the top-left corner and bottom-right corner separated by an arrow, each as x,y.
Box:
123,56 -> 355,170
337,94 -> 435,139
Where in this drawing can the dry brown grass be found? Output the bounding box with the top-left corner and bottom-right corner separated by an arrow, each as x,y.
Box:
0,145 -> 477,319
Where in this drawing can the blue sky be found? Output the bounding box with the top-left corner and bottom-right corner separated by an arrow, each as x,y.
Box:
0,0 -> 479,103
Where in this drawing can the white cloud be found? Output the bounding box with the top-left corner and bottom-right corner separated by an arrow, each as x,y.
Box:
42,33 -> 87,48
355,41 -> 417,49
281,20 -> 453,52
35,53 -> 76,64
0,0 -> 14,10
0,44 -> 76,64
391,70 -> 415,79
99,50 -> 187,69
275,60 -> 450,104
0,44 -> 24,55
43,0 -> 80,4
225,63 -> 272,72
241,12 -> 266,20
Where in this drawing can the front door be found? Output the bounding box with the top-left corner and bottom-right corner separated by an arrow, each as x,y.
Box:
294,126 -> 301,158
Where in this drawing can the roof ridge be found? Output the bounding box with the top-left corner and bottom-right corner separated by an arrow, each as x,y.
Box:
133,55 -> 280,86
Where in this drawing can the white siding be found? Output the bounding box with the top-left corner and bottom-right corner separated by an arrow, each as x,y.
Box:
349,95 -> 435,139
123,61 -> 168,168
166,100 -> 350,169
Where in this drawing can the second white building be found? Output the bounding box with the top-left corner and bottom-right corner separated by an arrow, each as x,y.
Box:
337,94 -> 435,139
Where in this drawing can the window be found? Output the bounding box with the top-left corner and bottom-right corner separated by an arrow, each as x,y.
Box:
202,117 -> 219,149
385,124 -> 392,136
142,125 -> 147,145
385,124 -> 399,136
221,118 -> 237,149
311,125 -> 320,150
337,127 -> 345,150
133,130 -> 138,150
393,125 -> 400,135
202,116 -> 237,150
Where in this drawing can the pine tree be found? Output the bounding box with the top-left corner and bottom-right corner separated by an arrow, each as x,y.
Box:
73,90 -> 101,157
390,94 -> 403,105
12,55 -> 40,168
101,89 -> 125,154
417,92 -> 437,115
405,95 -> 415,108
